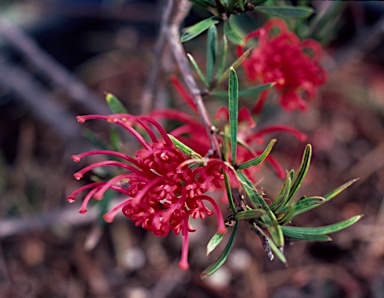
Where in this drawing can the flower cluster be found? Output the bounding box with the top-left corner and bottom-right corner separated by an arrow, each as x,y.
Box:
68,114 -> 226,270
238,18 -> 327,113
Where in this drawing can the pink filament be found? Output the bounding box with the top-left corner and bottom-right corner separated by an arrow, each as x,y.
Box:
178,216 -> 190,270
103,197 -> 133,223
198,195 -> 226,234
71,150 -> 140,166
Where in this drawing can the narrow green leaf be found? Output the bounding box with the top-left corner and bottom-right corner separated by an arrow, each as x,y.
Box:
106,93 -> 128,114
270,171 -> 292,212
187,53 -> 209,87
285,144 -> 312,206
201,222 -> 239,278
206,232 -> 225,256
217,47 -> 253,85
168,134 -> 203,160
281,227 -> 332,241
229,68 -> 239,164
237,171 -> 284,248
324,179 -> 359,200
235,208 -> 265,220
237,0 -> 245,11
237,139 -> 276,170
281,215 -> 362,236
215,35 -> 228,80
224,172 -> 237,213
252,0 -> 268,5
290,196 -> 325,216
206,25 -> 218,84
181,17 -> 220,43
277,204 -> 296,226
254,6 -> 314,18
211,82 -> 275,98
189,0 -> 215,9
223,17 -> 244,45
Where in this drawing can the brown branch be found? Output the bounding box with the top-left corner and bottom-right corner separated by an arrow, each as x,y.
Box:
165,0 -> 221,157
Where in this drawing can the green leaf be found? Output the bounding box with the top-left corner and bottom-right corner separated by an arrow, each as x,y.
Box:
281,227 -> 331,241
106,93 -> 128,114
223,17 -> 244,45
206,25 -> 218,84
254,6 -> 314,18
224,172 -> 237,213
168,134 -> 203,160
229,68 -> 239,164
324,179 -> 359,200
189,0 -> 215,9
237,139 -> 276,170
211,82 -> 275,98
277,204 -> 296,226
237,171 -> 284,248
201,222 -> 239,278
181,17 -> 220,43
253,224 -> 287,263
281,215 -> 362,236
235,208 -> 265,220
251,0 -> 268,5
237,0 -> 245,11
270,171 -> 293,212
217,47 -> 253,85
215,35 -> 228,80
206,232 -> 225,256
285,144 -> 312,206
290,196 -> 325,216
187,53 -> 209,87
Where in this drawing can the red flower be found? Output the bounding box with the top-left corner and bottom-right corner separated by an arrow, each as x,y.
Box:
238,18 -> 327,113
68,114 -> 226,270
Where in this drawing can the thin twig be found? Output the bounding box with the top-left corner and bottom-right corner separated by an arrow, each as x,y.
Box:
166,0 -> 221,157
140,0 -> 172,114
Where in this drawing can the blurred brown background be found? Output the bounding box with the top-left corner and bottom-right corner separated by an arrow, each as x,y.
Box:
0,1 -> 384,297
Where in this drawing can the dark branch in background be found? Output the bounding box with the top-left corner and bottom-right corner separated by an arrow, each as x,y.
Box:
0,19 -> 110,116
166,0 -> 222,157
140,0 -> 173,114
0,56 -> 78,140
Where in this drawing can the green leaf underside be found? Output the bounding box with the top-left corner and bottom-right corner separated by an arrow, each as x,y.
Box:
254,6 -> 314,18
181,17 -> 220,42
212,83 -> 274,98
237,171 -> 284,248
187,54 -> 209,86
206,25 -> 218,84
270,171 -> 292,212
215,35 -> 228,80
224,171 -> 237,213
235,209 -> 265,220
282,215 -> 362,236
201,222 -> 239,278
217,47 -> 253,85
167,134 -> 203,159
229,68 -> 239,164
223,17 -> 244,44
106,93 -> 128,114
290,196 -> 325,216
282,229 -> 331,241
237,139 -> 276,169
206,232 -> 225,256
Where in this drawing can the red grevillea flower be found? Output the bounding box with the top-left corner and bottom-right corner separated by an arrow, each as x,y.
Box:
67,114 -> 227,270
238,18 -> 327,113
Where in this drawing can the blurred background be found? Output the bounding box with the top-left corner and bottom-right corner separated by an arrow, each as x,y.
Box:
0,0 -> 384,297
